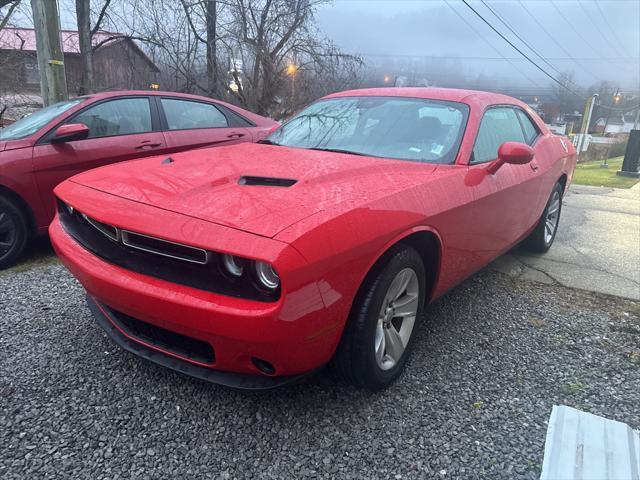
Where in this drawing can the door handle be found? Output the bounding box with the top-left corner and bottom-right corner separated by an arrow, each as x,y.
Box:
226,132 -> 245,139
135,141 -> 162,150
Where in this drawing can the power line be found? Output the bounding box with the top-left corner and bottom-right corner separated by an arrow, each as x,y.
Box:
460,0 -> 575,92
356,52 -> 635,61
577,0 -> 621,54
443,0 -> 544,88
459,0 -> 639,112
479,0 -> 566,79
594,0 -> 635,58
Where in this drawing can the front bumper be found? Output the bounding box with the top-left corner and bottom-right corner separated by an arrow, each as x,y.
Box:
86,295 -> 319,390
49,199 -> 342,385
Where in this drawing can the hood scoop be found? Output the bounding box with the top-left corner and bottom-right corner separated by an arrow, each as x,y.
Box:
238,176 -> 297,187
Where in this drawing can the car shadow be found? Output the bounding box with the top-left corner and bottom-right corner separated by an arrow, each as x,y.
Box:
4,236 -> 57,273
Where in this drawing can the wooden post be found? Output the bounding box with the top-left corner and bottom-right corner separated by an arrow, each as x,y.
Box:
31,0 -> 68,106
206,0 -> 217,97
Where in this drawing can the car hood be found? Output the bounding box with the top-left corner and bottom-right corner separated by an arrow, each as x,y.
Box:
69,143 -> 437,238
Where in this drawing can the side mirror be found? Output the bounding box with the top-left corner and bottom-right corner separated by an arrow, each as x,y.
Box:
487,142 -> 534,174
267,123 -> 280,135
52,123 -> 89,143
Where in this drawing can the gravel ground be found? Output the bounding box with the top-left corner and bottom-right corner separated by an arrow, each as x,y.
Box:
1,252 -> 639,480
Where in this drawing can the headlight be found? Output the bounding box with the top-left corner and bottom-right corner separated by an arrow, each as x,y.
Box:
255,261 -> 279,290
221,254 -> 244,277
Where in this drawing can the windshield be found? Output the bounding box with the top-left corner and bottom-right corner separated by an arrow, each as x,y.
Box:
0,98 -> 85,140
266,96 -> 469,164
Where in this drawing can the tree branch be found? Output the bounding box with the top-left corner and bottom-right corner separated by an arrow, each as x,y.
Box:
0,0 -> 20,31
90,0 -> 113,36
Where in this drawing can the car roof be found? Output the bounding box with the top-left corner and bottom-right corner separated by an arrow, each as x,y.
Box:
76,90 -> 275,125
80,90 -> 221,102
323,87 -> 526,108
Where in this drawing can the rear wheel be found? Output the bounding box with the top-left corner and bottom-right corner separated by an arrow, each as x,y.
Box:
0,196 -> 29,270
334,245 -> 425,390
522,182 -> 563,253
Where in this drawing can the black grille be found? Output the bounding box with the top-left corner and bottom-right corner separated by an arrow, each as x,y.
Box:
57,200 -> 279,302
101,303 -> 215,364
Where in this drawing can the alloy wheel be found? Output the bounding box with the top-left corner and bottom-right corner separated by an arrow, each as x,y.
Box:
0,211 -> 17,260
544,191 -> 561,245
374,267 -> 420,371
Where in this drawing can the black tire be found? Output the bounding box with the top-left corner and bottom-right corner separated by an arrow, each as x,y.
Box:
0,196 -> 29,270
333,245 -> 426,391
522,182 -> 563,253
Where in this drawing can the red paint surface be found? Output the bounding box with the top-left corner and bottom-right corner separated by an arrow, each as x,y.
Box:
50,87 -> 577,378
0,90 -> 277,235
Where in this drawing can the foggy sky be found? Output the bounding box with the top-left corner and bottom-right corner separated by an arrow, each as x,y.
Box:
316,0 -> 640,91
11,0 -> 640,92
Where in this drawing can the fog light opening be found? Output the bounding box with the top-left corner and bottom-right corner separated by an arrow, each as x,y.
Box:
251,357 -> 276,376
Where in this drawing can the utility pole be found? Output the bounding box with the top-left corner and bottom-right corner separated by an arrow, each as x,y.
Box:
31,0 -> 68,106
576,94 -> 598,156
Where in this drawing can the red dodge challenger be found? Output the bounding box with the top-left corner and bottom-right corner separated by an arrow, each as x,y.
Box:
0,90 -> 277,269
50,88 -> 576,390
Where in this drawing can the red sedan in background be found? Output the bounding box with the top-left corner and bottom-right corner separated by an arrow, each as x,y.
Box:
50,88 -> 576,390
0,91 -> 278,268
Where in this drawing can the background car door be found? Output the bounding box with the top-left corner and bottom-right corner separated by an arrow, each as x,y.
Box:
32,96 -> 166,222
465,106 -> 543,265
157,98 -> 251,152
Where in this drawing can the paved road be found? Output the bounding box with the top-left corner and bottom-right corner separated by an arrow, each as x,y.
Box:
1,261 -> 639,479
491,184 -> 640,300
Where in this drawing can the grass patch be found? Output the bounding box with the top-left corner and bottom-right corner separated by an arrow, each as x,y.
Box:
573,156 -> 639,189
1,255 -> 59,275
562,382 -> 586,395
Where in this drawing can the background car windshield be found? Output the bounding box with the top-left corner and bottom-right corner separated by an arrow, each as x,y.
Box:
267,97 -> 469,164
0,98 -> 85,140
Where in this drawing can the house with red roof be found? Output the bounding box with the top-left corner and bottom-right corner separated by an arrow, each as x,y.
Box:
0,27 -> 159,119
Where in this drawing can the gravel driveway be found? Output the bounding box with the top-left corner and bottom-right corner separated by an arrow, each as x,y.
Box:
1,253 -> 639,479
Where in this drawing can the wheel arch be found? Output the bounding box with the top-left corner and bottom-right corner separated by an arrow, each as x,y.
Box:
0,184 -> 37,235
355,226 -> 443,308
558,173 -> 568,192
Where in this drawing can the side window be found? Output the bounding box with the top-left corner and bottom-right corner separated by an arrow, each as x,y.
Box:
472,107 -> 526,163
161,99 -> 228,130
71,98 -> 152,139
217,104 -> 254,127
516,110 -> 539,145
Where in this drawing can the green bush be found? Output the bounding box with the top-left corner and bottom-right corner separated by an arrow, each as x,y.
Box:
608,140 -> 628,158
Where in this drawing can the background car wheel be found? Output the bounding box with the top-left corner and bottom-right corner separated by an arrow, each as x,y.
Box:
0,196 -> 29,270
522,182 -> 563,253
334,245 -> 426,390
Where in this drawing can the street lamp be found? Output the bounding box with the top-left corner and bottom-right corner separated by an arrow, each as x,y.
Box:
286,64 -> 298,76
286,64 -> 298,107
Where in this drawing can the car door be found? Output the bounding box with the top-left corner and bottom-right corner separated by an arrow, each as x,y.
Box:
32,96 -> 166,223
157,97 -> 251,152
465,106 -> 543,264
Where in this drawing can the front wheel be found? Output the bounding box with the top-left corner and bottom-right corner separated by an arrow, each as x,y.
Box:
334,245 -> 425,390
0,196 -> 29,270
522,182 -> 563,253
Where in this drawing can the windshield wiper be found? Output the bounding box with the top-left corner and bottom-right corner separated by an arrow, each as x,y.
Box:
308,147 -> 369,156
257,139 -> 280,145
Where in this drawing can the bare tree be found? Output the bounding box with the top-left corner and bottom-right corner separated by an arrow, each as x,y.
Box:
221,0 -> 362,116
0,0 -> 21,30
74,0 -> 112,94
180,0 -> 219,96
551,71 -> 583,116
